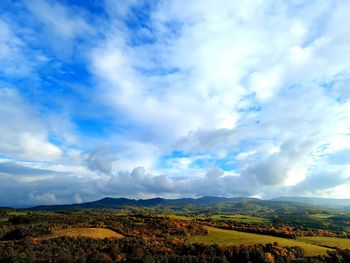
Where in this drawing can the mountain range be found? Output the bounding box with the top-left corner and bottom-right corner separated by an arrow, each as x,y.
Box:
28,196 -> 350,211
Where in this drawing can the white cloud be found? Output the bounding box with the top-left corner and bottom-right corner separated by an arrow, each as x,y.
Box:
46,0 -> 350,199
10,0 -> 98,63
25,0 -> 91,40
91,0 -> 350,147
29,192 -> 57,205
0,89 -> 62,161
0,19 -> 32,76
244,138 -> 312,186
1,0 -> 350,204
74,194 -> 83,204
330,78 -> 350,100
235,151 -> 257,161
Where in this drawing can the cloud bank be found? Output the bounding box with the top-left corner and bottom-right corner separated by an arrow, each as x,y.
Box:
0,0 -> 350,206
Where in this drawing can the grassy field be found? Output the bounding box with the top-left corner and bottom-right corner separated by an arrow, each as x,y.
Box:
309,214 -> 335,219
210,214 -> 268,223
163,213 -> 267,223
0,218 -> 8,223
7,211 -> 27,216
115,212 -> 127,216
300,236 -> 350,249
189,226 -> 330,256
50,228 -> 124,239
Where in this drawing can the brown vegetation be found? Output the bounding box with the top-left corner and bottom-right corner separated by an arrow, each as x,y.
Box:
50,227 -> 124,239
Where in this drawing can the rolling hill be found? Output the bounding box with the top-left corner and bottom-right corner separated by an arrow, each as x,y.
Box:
272,196 -> 350,207
30,196 -> 259,210
27,195 -> 350,211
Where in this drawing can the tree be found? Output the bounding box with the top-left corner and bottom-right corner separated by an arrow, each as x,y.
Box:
264,252 -> 274,263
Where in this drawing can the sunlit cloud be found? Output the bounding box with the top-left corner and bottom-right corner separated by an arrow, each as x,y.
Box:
0,0 -> 350,206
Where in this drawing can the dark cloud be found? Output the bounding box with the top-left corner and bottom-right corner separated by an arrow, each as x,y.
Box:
0,161 -> 60,176
99,167 -> 176,196
80,146 -> 117,174
243,139 -> 314,186
291,170 -> 349,194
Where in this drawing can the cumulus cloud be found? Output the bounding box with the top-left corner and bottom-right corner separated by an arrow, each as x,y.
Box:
244,139 -> 313,186
292,169 -> 349,196
29,192 -> 57,205
1,0 -> 350,205
0,158 -> 99,207
25,0 -> 91,40
91,0 -> 350,149
99,167 -> 176,196
0,161 -> 58,176
74,194 -> 83,204
23,0 -> 94,58
0,89 -> 62,161
80,146 -> 116,175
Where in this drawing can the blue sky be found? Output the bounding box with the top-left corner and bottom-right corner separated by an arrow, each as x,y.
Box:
1,0 -> 350,206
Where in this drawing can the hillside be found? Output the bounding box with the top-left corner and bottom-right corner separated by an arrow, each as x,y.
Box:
272,197 -> 350,207
30,196 -> 260,210
28,195 -> 350,213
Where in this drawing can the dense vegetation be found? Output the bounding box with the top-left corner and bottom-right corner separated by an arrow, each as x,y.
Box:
0,237 -> 335,263
197,218 -> 347,239
1,199 -> 350,262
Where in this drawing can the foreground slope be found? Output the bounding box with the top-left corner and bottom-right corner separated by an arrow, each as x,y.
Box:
300,236 -> 350,250
189,226 -> 330,256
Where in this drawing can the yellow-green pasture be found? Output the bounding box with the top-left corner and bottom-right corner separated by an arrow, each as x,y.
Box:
300,236 -> 350,250
163,213 -> 267,223
309,214 -> 336,219
210,214 -> 268,223
7,211 -> 27,216
188,226 -> 331,256
0,218 -> 8,223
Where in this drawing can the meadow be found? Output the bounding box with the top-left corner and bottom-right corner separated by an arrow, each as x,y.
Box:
210,214 -> 268,223
3,199 -> 350,262
7,211 -> 27,216
189,226 -> 331,256
164,213 -> 268,223
300,236 -> 350,250
50,227 -> 124,239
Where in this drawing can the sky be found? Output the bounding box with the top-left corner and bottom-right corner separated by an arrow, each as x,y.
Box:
0,0 -> 350,206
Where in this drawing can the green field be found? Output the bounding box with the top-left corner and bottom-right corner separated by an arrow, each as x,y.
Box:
309,214 -> 335,219
7,211 -> 27,216
300,236 -> 350,250
115,212 -> 127,216
0,218 -> 8,223
189,226 -> 331,256
163,213 -> 267,223
210,214 -> 268,223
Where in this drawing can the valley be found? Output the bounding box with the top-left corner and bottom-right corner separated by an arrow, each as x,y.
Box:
1,197 -> 350,262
